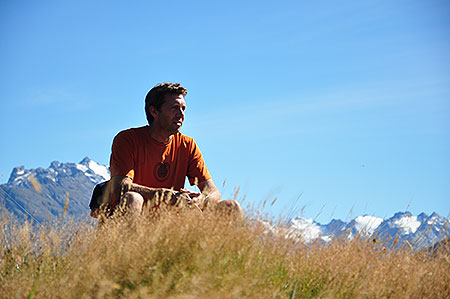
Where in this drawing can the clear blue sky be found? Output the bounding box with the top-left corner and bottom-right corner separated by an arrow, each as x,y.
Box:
1,0 -> 449,223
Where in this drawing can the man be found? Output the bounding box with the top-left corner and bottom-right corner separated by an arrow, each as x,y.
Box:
108,82 -> 242,217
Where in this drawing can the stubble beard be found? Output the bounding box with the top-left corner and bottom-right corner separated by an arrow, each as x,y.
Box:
167,122 -> 182,136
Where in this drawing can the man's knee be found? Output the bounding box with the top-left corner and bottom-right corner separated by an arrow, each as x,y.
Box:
216,199 -> 243,219
120,191 -> 144,214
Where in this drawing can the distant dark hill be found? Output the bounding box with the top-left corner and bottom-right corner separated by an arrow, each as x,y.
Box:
0,157 -> 109,224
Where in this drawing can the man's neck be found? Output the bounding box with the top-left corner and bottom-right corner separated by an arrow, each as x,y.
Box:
148,125 -> 173,143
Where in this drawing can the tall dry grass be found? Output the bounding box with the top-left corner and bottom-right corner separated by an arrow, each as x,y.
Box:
1,207 -> 449,298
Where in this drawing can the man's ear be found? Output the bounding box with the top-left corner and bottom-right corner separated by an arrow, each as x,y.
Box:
149,106 -> 159,120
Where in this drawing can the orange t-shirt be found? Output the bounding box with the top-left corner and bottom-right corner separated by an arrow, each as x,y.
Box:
109,126 -> 211,208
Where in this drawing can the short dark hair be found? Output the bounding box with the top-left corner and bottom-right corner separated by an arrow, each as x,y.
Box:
145,82 -> 188,125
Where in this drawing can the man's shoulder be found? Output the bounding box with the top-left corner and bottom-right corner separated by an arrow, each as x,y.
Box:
175,132 -> 196,147
115,126 -> 148,139
177,132 -> 194,142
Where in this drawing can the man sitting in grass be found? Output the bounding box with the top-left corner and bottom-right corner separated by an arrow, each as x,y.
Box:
106,82 -> 242,217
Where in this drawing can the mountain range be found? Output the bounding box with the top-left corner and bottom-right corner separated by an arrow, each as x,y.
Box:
1,158 -> 448,250
286,212 -> 449,250
0,157 -> 109,224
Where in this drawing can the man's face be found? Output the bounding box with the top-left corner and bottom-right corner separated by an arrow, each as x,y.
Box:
151,93 -> 186,135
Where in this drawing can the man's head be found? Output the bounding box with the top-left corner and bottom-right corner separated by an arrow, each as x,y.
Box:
145,82 -> 188,126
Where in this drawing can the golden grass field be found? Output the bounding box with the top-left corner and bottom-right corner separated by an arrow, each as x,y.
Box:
1,207 -> 449,298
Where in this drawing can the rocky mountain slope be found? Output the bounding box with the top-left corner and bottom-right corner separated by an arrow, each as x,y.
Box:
0,157 -> 109,224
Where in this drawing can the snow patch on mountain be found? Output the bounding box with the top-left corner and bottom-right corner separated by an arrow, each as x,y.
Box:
77,157 -> 110,183
11,170 -> 32,185
393,215 -> 421,234
290,218 -> 322,242
88,160 -> 110,180
76,164 -> 89,172
354,215 -> 383,236
427,213 -> 445,227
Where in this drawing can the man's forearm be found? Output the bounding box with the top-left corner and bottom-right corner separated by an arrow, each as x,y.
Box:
127,183 -> 155,201
128,183 -> 167,202
200,185 -> 221,210
196,178 -> 221,209
111,176 -> 160,208
128,182 -> 191,207
205,189 -> 221,205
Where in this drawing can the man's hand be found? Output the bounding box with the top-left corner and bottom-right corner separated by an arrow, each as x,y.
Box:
167,190 -> 191,207
180,188 -> 200,202
180,188 -> 211,210
196,179 -> 221,209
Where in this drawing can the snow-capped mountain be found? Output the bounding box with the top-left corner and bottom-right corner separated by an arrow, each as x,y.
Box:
372,212 -> 448,249
287,211 -> 449,249
8,157 -> 109,187
1,157 -> 109,224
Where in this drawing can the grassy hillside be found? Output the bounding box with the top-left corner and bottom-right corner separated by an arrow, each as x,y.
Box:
1,208 -> 449,298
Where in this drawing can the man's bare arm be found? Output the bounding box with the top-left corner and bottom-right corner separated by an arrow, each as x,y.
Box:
111,176 -> 149,205
197,178 -> 221,208
198,179 -> 220,201
178,179 -> 220,209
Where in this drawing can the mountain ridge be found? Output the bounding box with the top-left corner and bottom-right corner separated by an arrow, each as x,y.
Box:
287,210 -> 449,249
0,157 -> 109,224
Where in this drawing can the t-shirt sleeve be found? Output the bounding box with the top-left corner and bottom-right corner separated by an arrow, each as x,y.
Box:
109,130 -> 136,180
187,140 -> 212,186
